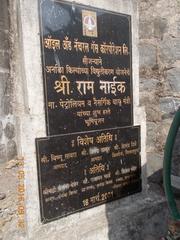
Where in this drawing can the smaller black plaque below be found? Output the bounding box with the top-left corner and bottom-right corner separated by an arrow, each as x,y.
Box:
36,126 -> 141,223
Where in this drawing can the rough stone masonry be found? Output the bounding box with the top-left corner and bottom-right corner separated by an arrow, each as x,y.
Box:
139,0 -> 180,178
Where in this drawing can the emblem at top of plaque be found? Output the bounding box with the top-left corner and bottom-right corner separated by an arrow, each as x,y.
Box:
82,10 -> 98,38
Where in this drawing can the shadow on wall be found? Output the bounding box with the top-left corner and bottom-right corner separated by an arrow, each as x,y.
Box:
106,122 -> 180,239
106,165 -> 169,240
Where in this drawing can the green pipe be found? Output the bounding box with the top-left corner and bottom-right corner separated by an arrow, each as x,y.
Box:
163,109 -> 180,221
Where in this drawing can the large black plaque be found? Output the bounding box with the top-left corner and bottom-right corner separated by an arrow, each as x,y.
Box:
39,0 -> 133,135
36,126 -> 141,223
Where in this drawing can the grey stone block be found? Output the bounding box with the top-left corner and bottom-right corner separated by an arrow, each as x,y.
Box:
0,144 -> 6,163
140,78 -> 159,91
2,95 -> 13,115
146,122 -> 157,148
4,122 -> 15,139
167,68 -> 180,92
153,17 -> 167,39
139,21 -> 153,39
0,72 -> 9,83
147,152 -> 163,176
139,43 -> 157,68
0,121 -> 3,139
0,73 -> 10,109
0,0 -> 9,30
0,30 -> 9,51
0,71 -> 9,82
0,74 -> 13,98
0,51 -> 9,70
160,97 -> 180,115
159,36 -> 178,64
7,140 -> 17,160
147,105 -> 161,122
0,73 -> 13,116
5,77 -> 13,96
174,37 -> 180,59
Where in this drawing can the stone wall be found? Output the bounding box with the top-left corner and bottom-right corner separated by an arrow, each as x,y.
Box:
0,0 -> 17,163
139,0 -> 180,177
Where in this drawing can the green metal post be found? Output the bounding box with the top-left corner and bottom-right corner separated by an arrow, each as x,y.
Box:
163,109 -> 180,221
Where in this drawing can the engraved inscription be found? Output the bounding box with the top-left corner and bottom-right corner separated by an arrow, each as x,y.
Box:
36,127 -> 141,223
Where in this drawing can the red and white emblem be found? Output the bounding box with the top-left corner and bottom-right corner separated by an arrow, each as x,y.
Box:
83,15 -> 96,31
82,10 -> 98,37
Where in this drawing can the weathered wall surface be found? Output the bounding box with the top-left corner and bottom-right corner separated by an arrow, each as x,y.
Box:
0,0 -> 17,163
139,0 -> 180,177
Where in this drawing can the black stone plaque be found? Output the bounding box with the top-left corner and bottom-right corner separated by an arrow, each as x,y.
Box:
36,126 -> 141,223
39,0 -> 133,135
